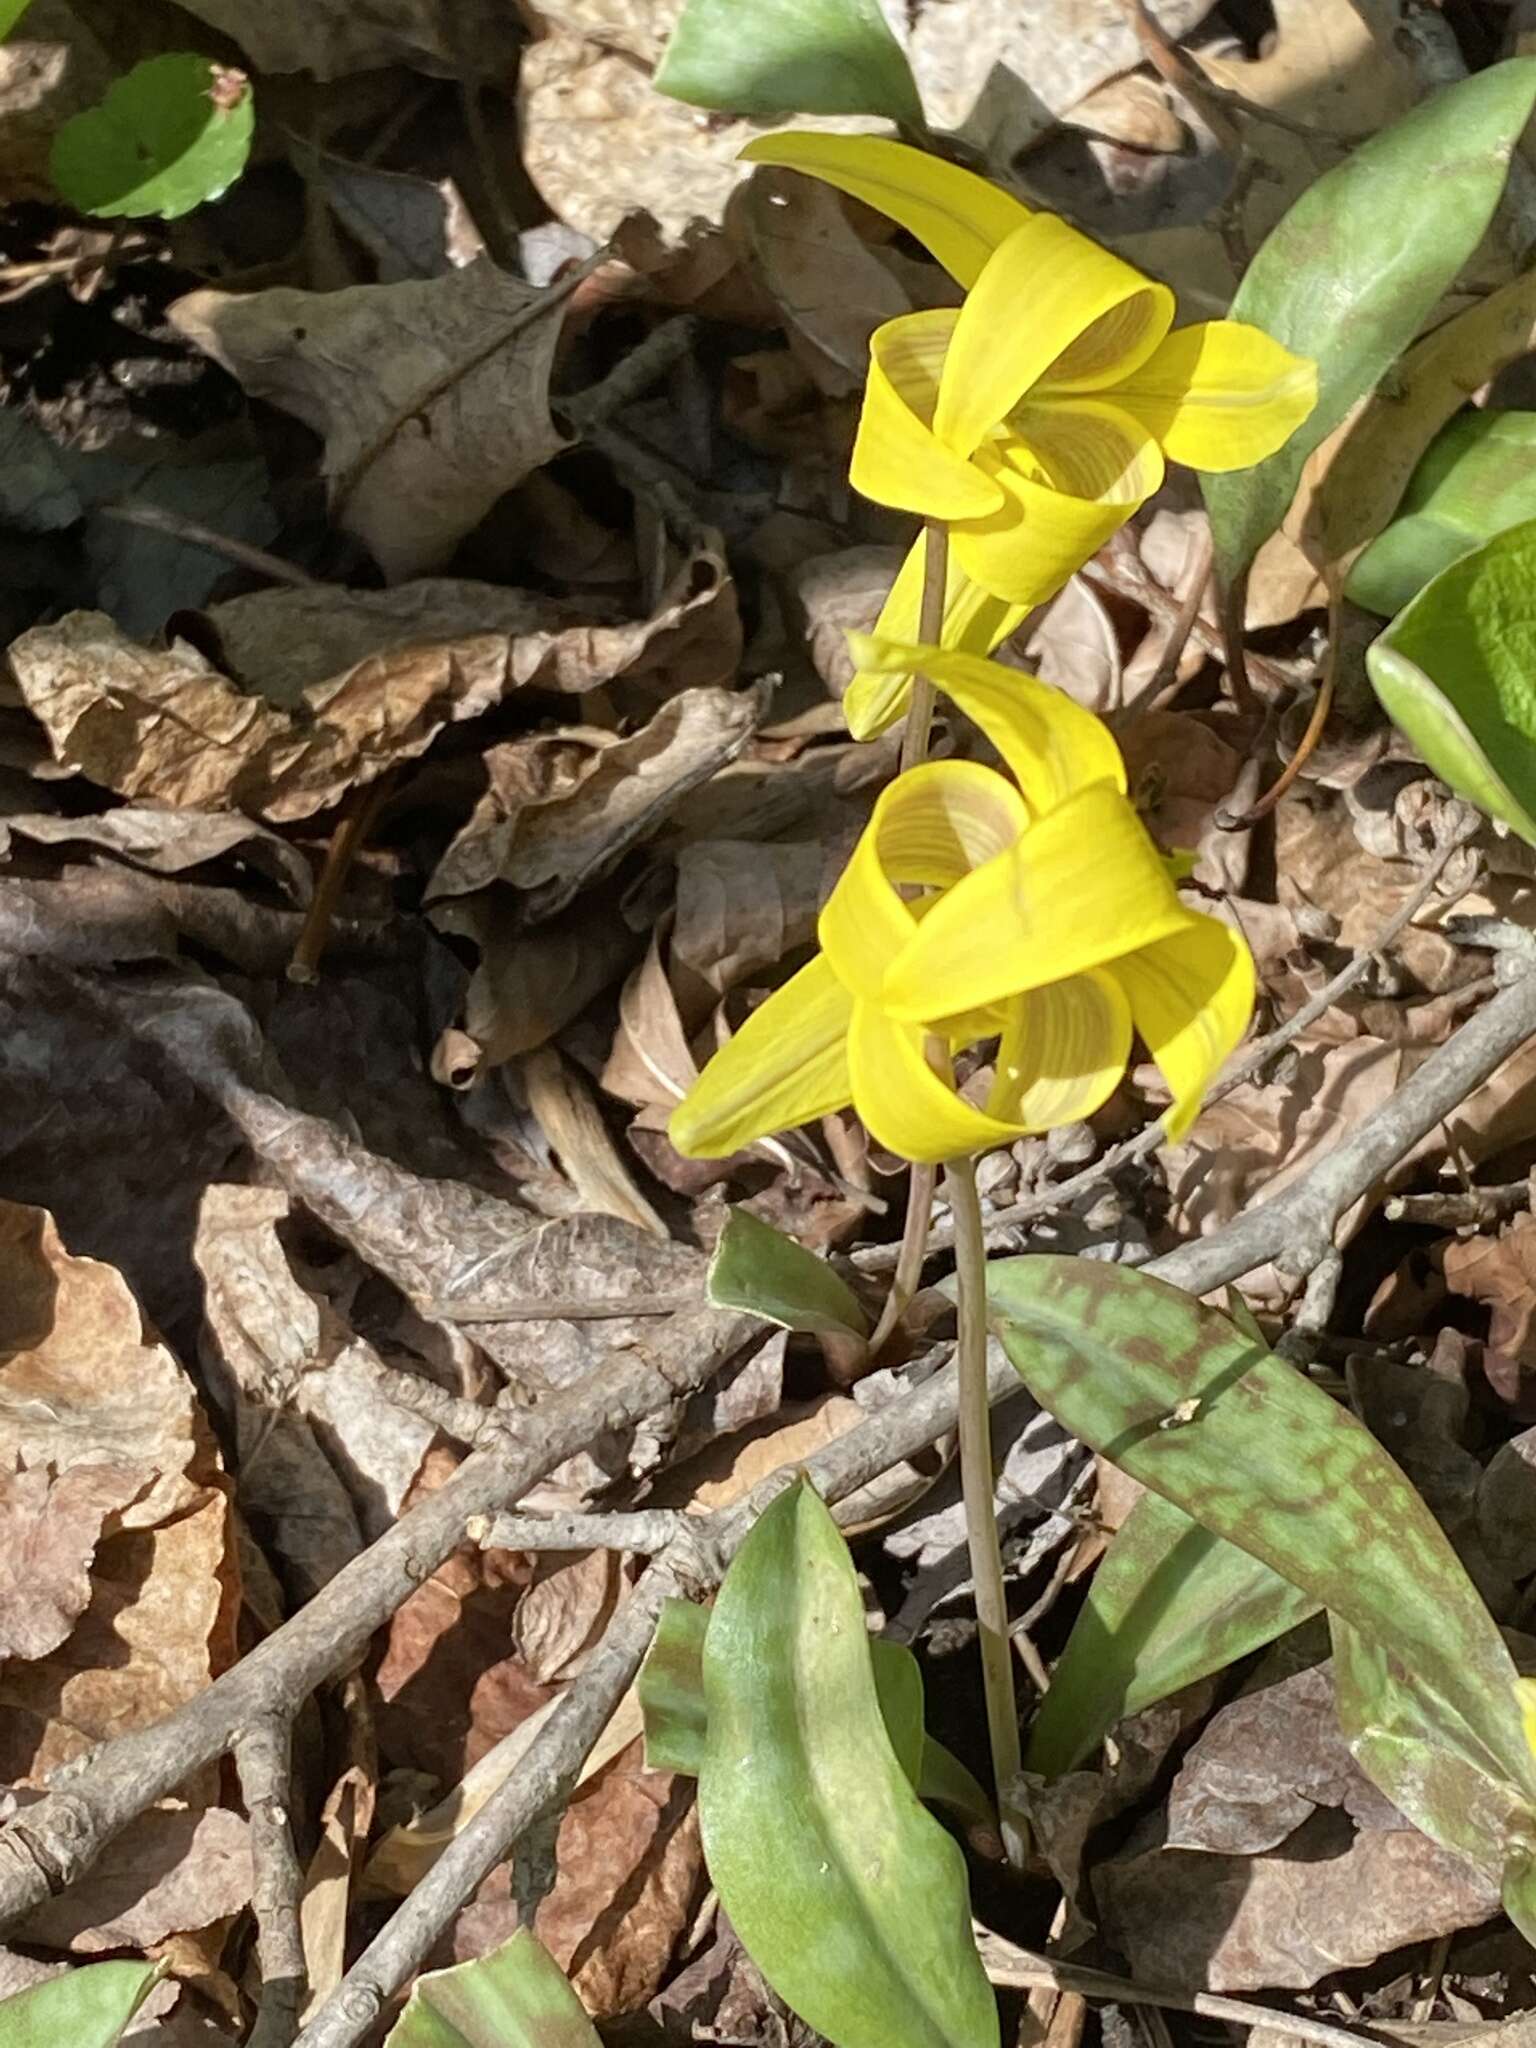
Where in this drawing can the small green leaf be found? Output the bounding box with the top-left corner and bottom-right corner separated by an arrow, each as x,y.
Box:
639,1594 -> 993,1825
1203,59 -> 1536,585
638,1597 -> 710,1775
699,1479 -> 998,2048
1348,411 -> 1536,615
385,1928 -> 601,2048
1026,1488 -> 1319,1778
655,0 -> 921,124
51,53 -> 254,222
0,1961 -> 163,2048
1330,1615 -> 1530,1878
707,1208 -> 869,1340
1365,515 -> 1536,847
987,1257 -> 1536,1807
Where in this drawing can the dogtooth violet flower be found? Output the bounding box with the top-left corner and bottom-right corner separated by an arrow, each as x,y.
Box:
740,132 -> 1318,737
668,638 -> 1254,1166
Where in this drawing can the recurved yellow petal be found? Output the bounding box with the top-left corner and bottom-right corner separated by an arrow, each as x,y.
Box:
852,313 -> 1006,520
668,953 -> 854,1158
1110,912 -> 1255,1140
934,217 -> 1172,458
844,541 -> 1026,738
1111,320 -> 1317,472
846,634 -> 1125,811
986,972 -> 1131,1129
882,780 -> 1188,1019
818,761 -> 1027,997
847,1001 -> 1023,1163
739,132 -> 1032,288
952,408 -> 1163,605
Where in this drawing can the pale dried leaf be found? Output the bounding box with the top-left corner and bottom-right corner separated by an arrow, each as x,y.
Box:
299,1765 -> 375,2018
171,264 -> 568,579
427,685 -> 764,916
0,807 -> 311,899
522,1047 -> 667,1236
0,1459 -> 146,1662
515,1546 -> 625,1684
14,1800 -> 250,1952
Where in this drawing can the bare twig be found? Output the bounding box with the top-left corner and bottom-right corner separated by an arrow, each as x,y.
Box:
95,503 -> 320,590
556,316 -> 698,437
1219,590 -> 1339,830
976,1930 -> 1395,2048
1116,0 -> 1361,150
288,775 -> 395,985
467,1507 -> 689,1554
1117,525 -> 1214,723
1384,1180 -> 1531,1230
868,1162 -> 938,1354
237,1717 -> 307,2048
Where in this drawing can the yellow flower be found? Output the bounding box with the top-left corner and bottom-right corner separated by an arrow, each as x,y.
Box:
740,133 -> 1318,737
669,642 -> 1254,1165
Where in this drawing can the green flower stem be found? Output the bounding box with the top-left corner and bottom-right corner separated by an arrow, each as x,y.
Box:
946,1151 -> 1027,1867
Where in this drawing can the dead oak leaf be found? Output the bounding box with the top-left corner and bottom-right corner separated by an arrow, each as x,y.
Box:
175,0 -> 522,79
0,1459 -> 147,1662
171,263 -> 569,580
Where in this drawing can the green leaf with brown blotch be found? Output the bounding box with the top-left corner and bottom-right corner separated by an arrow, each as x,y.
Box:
987,1256 -> 1536,1815
698,1480 -> 997,2048
384,1928 -> 601,2048
1025,1487 -> 1319,1778
1203,59 -> 1536,586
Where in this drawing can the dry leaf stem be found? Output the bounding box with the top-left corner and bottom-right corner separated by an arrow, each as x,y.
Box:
947,1153 -> 1026,1866
10,953 -> 1536,1997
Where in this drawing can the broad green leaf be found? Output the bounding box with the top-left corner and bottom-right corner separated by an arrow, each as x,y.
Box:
1329,1615 -> 1530,1878
51,54 -> 254,221
1203,59 -> 1536,585
1025,1488 -> 1319,1778
655,0 -> 921,125
707,1208 -> 869,1339
1348,411 -> 1536,616
640,1593 -> 993,1825
1365,515 -> 1536,847
385,1928 -> 600,2048
0,1962 -> 162,2048
699,1480 -> 998,2048
0,0 -> 32,38
1504,1846 -> 1536,1948
987,1256 -> 1536,1806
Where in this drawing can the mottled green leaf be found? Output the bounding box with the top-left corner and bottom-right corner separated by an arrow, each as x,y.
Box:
1348,411 -> 1536,615
699,1480 -> 997,2048
51,54 -> 254,221
1329,1615 -> 1528,1879
656,0 -> 921,124
1203,59 -> 1536,584
1365,515 -> 1536,846
0,1962 -> 162,2048
707,1208 -> 869,1340
385,1928 -> 601,2048
1026,1488 -> 1319,1778
987,1257 -> 1536,1807
640,1593 -> 992,1826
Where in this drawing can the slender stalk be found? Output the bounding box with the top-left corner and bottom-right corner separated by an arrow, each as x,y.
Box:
867,1161 -> 937,1356
945,1153 -> 1026,1867
898,520 -> 949,773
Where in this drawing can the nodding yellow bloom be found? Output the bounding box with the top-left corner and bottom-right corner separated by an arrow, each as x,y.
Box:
740,133 -> 1318,738
669,641 -> 1254,1165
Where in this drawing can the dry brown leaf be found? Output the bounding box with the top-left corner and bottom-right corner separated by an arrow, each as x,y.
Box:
0,806 -> 311,899
194,1185 -> 367,1599
428,685 -> 764,915
176,0 -> 522,77
171,265 -> 568,580
201,561 -> 738,708
514,1547 -> 625,1684
445,1737 -> 703,2019
1274,799 -> 1464,994
0,1459 -> 147,1663
1445,1220 -> 1536,1412
0,867 -> 338,978
1097,1809 -> 1496,1991
13,1798 -> 251,1954
670,838 -> 829,1015
789,544 -> 906,703
433,890 -> 647,1075
522,1046 -> 667,1237
739,168 -> 911,399
299,1764 -> 374,2021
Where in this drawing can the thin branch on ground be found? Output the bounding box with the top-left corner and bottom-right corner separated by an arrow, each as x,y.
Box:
1116,524 -> 1214,723
1116,0 -> 1362,149
94,503 -> 321,590
236,1717 -> 307,2048
556,316 -> 698,437
288,774 -> 395,985
1383,1179 -> 1531,1229
466,1507 -> 690,1554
